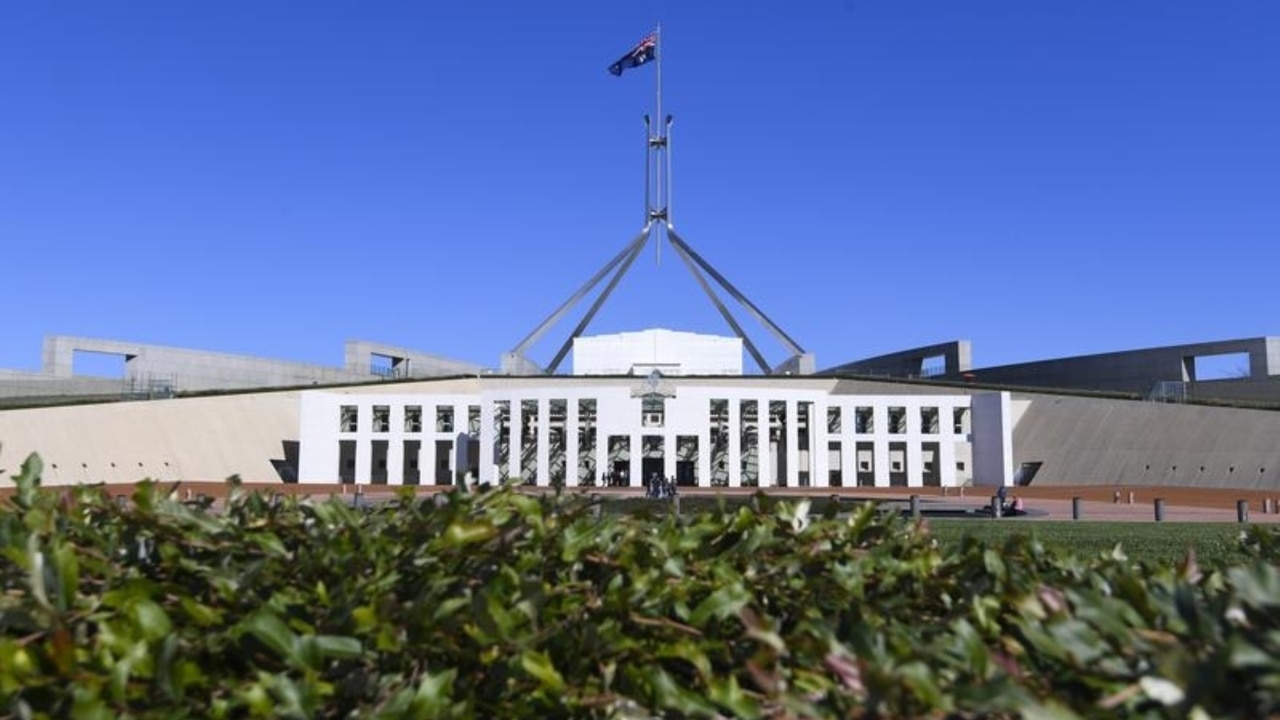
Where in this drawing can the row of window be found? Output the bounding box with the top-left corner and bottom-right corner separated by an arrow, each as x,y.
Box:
340,405 -> 481,434
338,400 -> 972,436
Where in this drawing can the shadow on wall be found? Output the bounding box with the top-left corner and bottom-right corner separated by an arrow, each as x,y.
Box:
270,440 -> 300,483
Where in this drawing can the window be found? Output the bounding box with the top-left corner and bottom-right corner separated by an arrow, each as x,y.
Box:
641,397 -> 665,428
827,406 -> 842,433
405,405 -> 422,433
854,407 -> 873,434
920,407 -> 939,434
888,407 -> 906,434
372,406 -> 390,433
468,406 -> 481,436
436,406 -> 454,433
339,405 -> 359,433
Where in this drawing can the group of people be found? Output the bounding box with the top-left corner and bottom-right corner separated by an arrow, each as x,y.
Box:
645,472 -> 679,500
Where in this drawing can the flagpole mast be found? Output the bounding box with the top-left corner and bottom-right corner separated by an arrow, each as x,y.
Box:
654,22 -> 663,266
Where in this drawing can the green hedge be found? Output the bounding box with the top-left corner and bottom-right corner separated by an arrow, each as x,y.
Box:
3,452 -> 1280,718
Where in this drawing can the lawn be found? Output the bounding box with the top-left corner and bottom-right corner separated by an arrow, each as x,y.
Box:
927,520 -> 1254,569
592,493 -> 1261,569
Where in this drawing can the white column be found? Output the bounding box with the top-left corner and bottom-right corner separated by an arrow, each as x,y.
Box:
510,400 -> 524,483
629,432 -> 641,488
868,405 -> 882,487
660,433 -> 673,482
840,404 -> 855,488
452,403 -> 467,482
566,398 -> 580,487
386,409 -> 404,486
479,400 -> 496,484
812,401 -> 829,488
907,439 -> 923,488
757,398 -> 771,487
728,399 -> 741,488
939,434 -> 956,488
354,405 -> 371,484
873,402 -> 890,487
697,431 -> 711,488
785,399 -> 799,487
536,398 -> 550,487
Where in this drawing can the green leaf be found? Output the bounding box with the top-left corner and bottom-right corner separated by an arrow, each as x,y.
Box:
313,635 -> 363,661
242,611 -> 296,660
52,544 -> 79,613
14,453 -> 44,509
520,650 -> 565,693
130,598 -> 173,643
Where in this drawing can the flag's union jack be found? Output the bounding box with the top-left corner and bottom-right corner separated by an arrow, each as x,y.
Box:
608,33 -> 657,76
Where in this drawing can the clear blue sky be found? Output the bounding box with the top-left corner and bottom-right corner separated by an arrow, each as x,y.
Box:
2,1 -> 1277,376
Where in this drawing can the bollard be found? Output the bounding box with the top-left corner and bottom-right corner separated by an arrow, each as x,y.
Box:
1237,499 -> 1249,524
990,495 -> 1003,519
1072,496 -> 1083,521
1154,498 -> 1165,522
1127,491 -> 1135,505
909,494 -> 921,519
958,486 -> 964,498
1266,498 -> 1275,515
942,486 -> 949,497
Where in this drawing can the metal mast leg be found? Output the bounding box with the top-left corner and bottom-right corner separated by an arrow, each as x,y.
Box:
545,231 -> 651,374
506,223 -> 653,372
668,237 -> 773,374
666,225 -> 807,357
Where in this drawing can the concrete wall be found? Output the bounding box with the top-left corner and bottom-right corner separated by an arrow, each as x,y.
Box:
15,335 -> 483,399
971,392 -> 1012,487
343,340 -> 484,378
0,369 -> 126,400
1012,393 -> 1280,489
958,337 -> 1277,395
820,341 -> 972,378
0,391 -> 300,486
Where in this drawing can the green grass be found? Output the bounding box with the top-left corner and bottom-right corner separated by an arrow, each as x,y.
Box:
582,491 -> 1267,568
591,494 -> 1262,568
929,520 -> 1254,569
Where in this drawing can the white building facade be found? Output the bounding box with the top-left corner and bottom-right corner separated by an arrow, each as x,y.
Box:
298,377 -> 1013,489
573,329 -> 744,376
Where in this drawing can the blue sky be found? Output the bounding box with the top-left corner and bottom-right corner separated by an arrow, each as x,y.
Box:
2,1 -> 1276,376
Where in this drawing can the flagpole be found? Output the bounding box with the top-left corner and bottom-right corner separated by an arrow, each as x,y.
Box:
655,23 -> 663,266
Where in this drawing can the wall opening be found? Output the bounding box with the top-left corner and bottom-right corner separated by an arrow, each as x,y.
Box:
920,354 -> 947,378
436,439 -> 455,484
370,440 -> 388,484
1191,352 -> 1250,380
369,353 -> 396,378
338,440 -> 356,484
402,440 -> 421,485
1014,461 -> 1043,487
72,350 -> 128,378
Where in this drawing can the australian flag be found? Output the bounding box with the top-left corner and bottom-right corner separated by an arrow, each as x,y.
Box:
608,32 -> 657,76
